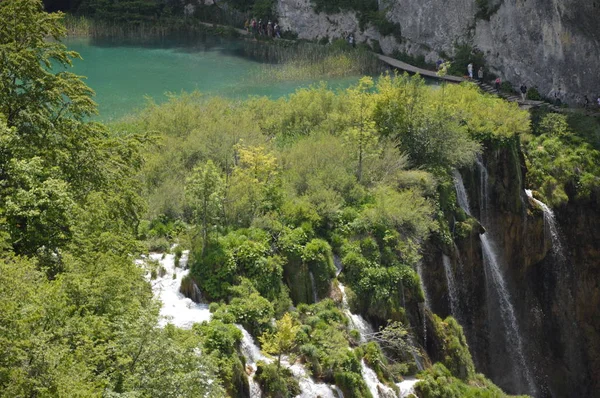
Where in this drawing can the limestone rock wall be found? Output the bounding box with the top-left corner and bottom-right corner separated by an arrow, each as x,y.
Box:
276,0 -> 600,103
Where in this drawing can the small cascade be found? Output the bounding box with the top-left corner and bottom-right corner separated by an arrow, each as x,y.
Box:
338,283 -> 373,342
475,156 -> 489,223
525,190 -> 565,262
396,377 -> 419,397
288,363 -> 339,398
407,336 -> 425,372
360,360 -> 397,398
331,385 -> 345,398
452,170 -> 472,215
309,271 -> 318,303
334,255 -> 343,277
442,254 -> 460,319
146,251 -> 211,329
236,325 -> 269,398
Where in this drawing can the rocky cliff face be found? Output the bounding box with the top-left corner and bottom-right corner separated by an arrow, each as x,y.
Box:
418,140 -> 598,397
276,0 -> 600,103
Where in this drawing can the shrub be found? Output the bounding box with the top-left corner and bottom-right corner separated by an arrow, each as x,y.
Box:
146,236 -> 170,252
255,362 -> 301,397
527,86 -> 542,101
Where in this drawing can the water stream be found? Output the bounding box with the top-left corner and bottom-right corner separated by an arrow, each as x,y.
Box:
396,377 -> 419,397
145,251 -> 212,328
525,190 -> 565,262
309,271 -> 318,303
442,254 -> 460,319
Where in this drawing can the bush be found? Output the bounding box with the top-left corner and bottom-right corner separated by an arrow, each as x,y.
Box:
447,44 -> 485,77
255,362 -> 301,397
146,236 -> 170,252
527,86 -> 542,101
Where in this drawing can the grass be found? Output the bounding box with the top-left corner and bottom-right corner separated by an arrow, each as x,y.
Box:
248,40 -> 382,81
63,14 -> 241,39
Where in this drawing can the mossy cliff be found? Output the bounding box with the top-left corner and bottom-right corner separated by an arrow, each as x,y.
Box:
421,137 -> 597,396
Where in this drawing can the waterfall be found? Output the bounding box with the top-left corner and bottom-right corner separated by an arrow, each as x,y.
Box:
396,377 -> 419,398
334,255 -> 343,277
452,170 -> 472,215
480,236 -> 537,394
360,360 -> 397,398
525,190 -> 565,262
475,156 -> 489,223
442,255 -> 460,319
338,283 -> 373,342
287,362 -> 340,398
236,325 -> 268,398
309,271 -> 318,303
454,166 -> 537,395
145,251 -> 212,329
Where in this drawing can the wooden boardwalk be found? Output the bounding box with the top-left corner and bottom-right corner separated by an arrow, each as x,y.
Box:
376,54 -> 465,83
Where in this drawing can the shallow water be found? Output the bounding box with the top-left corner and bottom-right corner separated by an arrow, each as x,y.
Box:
63,35 -> 364,121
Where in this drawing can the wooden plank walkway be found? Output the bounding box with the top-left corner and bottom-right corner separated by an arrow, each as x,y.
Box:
376,54 -> 465,83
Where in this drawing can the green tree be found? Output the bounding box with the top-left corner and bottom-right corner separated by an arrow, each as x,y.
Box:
343,77 -> 379,183
259,313 -> 299,371
0,0 -> 122,259
186,160 -> 224,254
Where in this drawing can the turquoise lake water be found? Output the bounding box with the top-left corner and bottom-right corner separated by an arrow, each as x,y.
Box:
63,36 -> 365,121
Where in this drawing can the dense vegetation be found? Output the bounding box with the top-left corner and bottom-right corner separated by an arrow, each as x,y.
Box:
525,110 -> 600,206
0,1 -> 222,396
113,66 -> 531,395
5,0 -> 596,397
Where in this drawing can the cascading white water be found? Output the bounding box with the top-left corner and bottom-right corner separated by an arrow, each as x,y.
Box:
334,255 -> 343,277
338,283 -> 374,342
360,360 -> 397,398
455,165 -> 537,395
145,251 -> 212,328
309,271 -> 318,303
525,190 -> 565,262
339,283 -> 412,397
396,377 -> 419,397
452,170 -> 472,216
442,254 -> 460,319
236,325 -> 268,398
287,362 -> 340,398
475,156 -> 489,224
480,236 -> 537,394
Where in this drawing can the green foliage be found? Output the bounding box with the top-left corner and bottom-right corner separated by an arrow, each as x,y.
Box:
429,314 -> 475,380
335,371 -> 373,398
193,320 -> 248,396
260,313 -> 300,369
526,86 -> 542,101
447,44 -> 486,77
525,113 -> 600,206
255,361 -> 301,397
415,363 -> 523,398
373,74 -> 482,169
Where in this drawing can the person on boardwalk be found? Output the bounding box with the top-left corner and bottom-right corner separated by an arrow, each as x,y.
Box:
267,21 -> 273,37
478,67 -> 484,81
495,77 -> 501,93
274,23 -> 281,38
520,83 -> 527,101
467,63 -> 473,79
